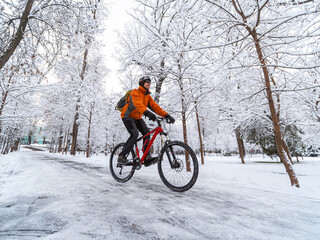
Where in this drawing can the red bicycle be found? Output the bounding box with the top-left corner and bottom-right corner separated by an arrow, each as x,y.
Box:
109,117 -> 199,192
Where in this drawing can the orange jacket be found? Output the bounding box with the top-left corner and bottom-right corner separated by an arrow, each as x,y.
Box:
121,86 -> 168,120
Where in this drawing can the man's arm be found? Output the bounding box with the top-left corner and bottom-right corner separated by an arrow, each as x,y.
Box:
148,96 -> 168,117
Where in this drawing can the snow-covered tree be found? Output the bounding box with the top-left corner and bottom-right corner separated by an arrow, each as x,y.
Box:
0,0 -> 108,154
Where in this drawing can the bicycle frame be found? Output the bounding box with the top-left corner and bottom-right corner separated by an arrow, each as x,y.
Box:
134,119 -> 167,164
134,126 -> 162,164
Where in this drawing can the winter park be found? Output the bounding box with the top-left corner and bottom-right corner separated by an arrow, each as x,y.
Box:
1,0 -> 320,239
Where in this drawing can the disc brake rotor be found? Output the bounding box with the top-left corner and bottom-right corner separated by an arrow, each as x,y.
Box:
173,158 -> 184,172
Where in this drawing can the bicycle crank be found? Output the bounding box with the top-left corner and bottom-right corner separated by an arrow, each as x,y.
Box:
133,157 -> 142,170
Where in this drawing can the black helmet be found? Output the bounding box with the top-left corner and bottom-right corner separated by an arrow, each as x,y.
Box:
139,76 -> 151,86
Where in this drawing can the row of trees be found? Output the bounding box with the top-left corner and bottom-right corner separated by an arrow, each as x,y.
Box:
0,0 -> 113,155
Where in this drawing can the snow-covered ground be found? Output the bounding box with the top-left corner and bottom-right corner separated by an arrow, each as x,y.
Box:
0,145 -> 319,239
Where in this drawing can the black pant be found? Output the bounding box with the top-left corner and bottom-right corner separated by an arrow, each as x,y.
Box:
120,118 -> 150,157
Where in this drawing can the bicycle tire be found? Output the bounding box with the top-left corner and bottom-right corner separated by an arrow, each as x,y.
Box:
158,141 -> 199,192
109,143 -> 135,183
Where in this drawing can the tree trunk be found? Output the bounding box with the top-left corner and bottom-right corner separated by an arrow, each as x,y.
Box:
182,111 -> 191,172
0,0 -> 35,70
49,138 -> 54,152
105,128 -> 108,156
63,129 -> 70,154
11,138 -> 20,152
1,130 -> 9,154
235,127 -> 245,164
154,59 -> 166,103
70,108 -> 80,155
177,73 -> 191,172
0,75 -> 13,134
70,48 -> 88,155
202,116 -> 206,156
182,111 -> 191,171
0,77 -> 12,116
86,106 -> 93,158
54,138 -> 59,153
251,29 -> 299,187
58,130 -> 63,153
283,140 -> 294,165
2,141 -> 10,155
195,103 -> 204,165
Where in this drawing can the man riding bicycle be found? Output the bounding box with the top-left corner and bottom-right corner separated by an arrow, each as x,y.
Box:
118,76 -> 175,166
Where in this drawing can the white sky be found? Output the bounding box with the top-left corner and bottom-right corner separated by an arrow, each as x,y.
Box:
102,0 -> 135,94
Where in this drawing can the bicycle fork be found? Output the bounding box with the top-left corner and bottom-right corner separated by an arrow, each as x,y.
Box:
161,132 -> 179,169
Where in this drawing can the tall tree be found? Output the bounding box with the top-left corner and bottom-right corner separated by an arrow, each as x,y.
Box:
154,0 -> 320,187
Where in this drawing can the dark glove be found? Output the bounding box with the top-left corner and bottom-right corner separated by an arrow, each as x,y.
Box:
165,114 -> 175,124
144,110 -> 157,121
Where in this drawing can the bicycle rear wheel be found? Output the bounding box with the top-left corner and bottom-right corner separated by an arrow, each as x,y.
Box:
110,143 -> 135,183
158,141 -> 199,192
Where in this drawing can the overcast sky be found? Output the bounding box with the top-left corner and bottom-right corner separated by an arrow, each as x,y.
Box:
102,0 -> 135,94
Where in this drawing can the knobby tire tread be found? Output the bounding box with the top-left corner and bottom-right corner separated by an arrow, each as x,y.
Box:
158,141 -> 199,192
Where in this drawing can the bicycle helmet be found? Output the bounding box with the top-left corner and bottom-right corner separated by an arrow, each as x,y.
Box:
139,76 -> 151,86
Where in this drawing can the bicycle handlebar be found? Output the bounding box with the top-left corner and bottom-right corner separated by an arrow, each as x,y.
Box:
156,117 -> 172,126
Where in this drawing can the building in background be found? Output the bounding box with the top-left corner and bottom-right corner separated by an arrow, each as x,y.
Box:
21,126 -> 48,144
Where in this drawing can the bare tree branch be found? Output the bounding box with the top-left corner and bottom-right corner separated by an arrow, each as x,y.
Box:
0,0 -> 35,70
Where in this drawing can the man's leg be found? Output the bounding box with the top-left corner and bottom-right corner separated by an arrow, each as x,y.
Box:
137,119 -> 158,166
136,119 -> 150,152
118,118 -> 139,164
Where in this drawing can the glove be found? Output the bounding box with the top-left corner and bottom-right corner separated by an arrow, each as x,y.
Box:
165,114 -> 175,124
143,110 -> 157,121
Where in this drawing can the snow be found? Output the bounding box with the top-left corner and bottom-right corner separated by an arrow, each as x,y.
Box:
0,146 -> 320,239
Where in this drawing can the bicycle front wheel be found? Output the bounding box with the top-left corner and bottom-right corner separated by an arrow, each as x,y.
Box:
158,141 -> 199,192
109,143 -> 135,183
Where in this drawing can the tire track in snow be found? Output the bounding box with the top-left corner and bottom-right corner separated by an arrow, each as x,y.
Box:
28,152 -> 320,240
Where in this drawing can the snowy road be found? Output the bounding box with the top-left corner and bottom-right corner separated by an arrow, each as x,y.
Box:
0,149 -> 319,240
